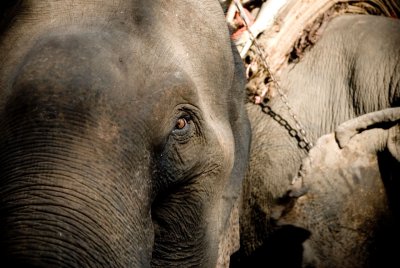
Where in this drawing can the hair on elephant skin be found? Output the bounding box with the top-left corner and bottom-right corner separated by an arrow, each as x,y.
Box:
232,14 -> 400,268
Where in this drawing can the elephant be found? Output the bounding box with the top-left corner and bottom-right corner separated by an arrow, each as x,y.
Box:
1,1 -> 399,267
0,1 -> 251,267
231,14 -> 400,267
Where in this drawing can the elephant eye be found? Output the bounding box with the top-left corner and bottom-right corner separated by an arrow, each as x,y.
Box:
170,108 -> 198,142
172,114 -> 193,139
175,117 -> 187,130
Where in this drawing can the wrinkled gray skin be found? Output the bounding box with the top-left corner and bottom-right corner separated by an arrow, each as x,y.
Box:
280,112 -> 400,268
233,14 -> 400,267
0,1 -> 251,267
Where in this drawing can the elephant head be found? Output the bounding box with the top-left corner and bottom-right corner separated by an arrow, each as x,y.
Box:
0,1 -> 250,267
278,108 -> 400,267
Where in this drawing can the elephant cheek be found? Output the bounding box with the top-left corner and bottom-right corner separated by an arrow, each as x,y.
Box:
204,119 -> 237,265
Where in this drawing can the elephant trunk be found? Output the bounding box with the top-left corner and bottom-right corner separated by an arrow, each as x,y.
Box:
0,132 -> 154,267
0,58 -> 154,267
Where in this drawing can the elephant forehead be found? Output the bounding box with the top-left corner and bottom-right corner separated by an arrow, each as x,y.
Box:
9,30 -> 193,101
6,35 -> 204,141
1,0 -> 234,103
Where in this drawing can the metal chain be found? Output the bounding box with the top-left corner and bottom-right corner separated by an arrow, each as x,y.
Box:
233,0 -> 314,152
259,103 -> 313,152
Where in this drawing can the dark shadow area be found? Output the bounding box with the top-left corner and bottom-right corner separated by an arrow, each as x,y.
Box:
368,149 -> 400,268
230,225 -> 310,268
0,0 -> 22,32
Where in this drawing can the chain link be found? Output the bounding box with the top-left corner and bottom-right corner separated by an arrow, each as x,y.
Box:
233,0 -> 314,152
260,102 -> 312,152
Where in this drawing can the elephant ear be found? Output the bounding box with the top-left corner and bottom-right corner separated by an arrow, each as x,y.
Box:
227,38 -> 251,214
217,41 -> 251,266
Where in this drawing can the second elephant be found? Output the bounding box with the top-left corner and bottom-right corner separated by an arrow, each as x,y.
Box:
233,14 -> 400,267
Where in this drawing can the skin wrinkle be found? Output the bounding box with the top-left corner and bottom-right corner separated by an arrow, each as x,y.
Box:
1,174 -> 152,266
6,206 -> 119,257
152,102 -> 203,154
5,223 -> 107,266
3,185 -> 109,218
152,115 -> 223,265
149,80 -> 205,193
8,231 -> 104,265
1,161 -> 121,201
152,107 -> 225,268
2,98 -> 100,137
152,188 -> 208,264
9,248 -> 80,268
388,60 -> 399,105
0,104 -> 153,266
289,16 -> 376,139
21,207 -> 117,252
349,17 -> 399,114
1,180 -> 136,260
0,139 -> 142,202
159,196 -> 203,240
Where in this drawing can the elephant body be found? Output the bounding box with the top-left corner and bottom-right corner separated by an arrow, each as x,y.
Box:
234,14 -> 400,267
0,1 -> 251,267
